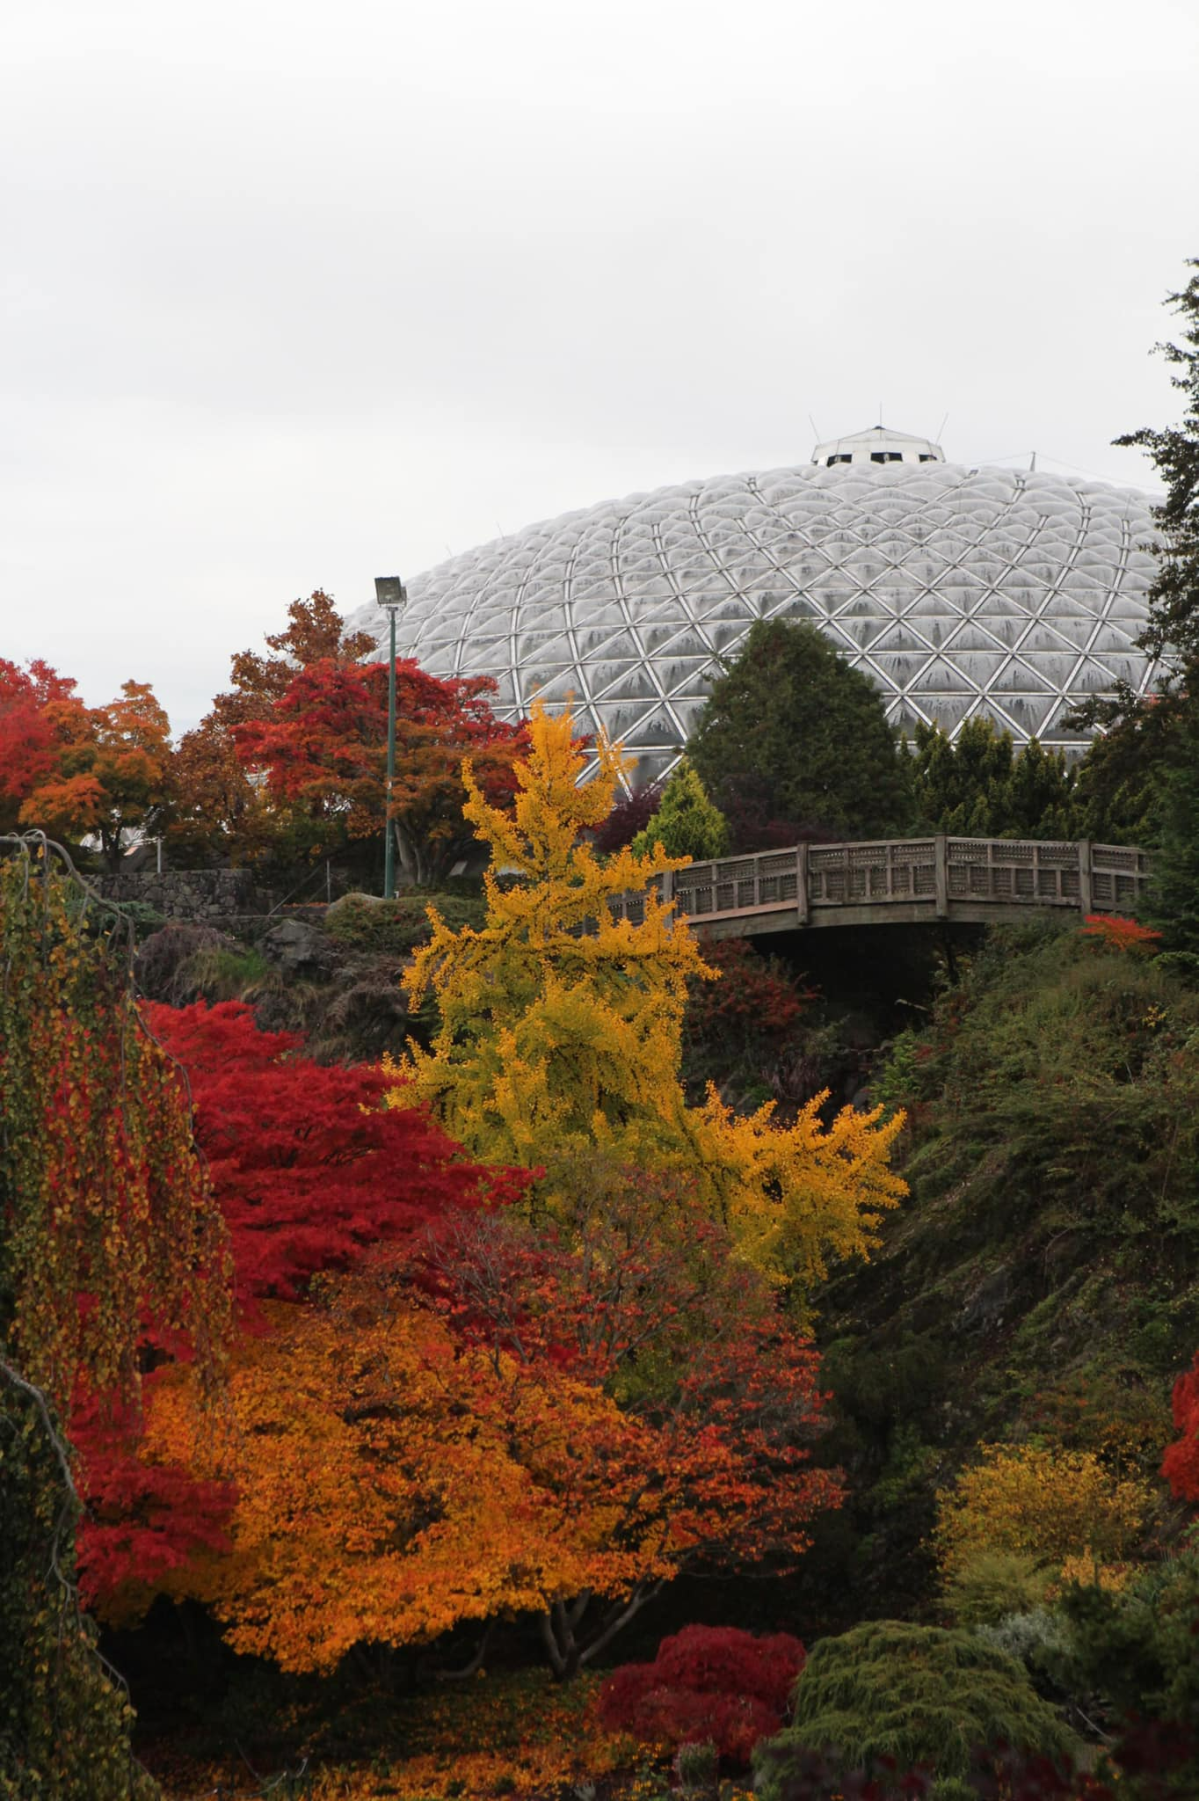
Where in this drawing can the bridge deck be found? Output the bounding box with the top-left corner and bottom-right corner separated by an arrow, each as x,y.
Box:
610,836 -> 1150,938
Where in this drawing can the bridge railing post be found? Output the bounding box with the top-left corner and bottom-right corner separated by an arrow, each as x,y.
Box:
797,841 -> 810,925
934,835 -> 948,919
1077,841 -> 1092,915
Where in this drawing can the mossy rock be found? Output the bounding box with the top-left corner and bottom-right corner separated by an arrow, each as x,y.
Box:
324,891 -> 486,954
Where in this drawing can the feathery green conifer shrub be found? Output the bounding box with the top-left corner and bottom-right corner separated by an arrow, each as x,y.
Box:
753,1621 -> 1078,1800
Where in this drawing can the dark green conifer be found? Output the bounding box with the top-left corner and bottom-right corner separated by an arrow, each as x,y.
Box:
687,618 -> 911,845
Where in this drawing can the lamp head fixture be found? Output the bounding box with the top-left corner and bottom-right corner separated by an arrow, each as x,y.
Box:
374,575 -> 408,611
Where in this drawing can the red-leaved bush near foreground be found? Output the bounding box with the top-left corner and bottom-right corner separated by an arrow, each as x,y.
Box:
597,1625 -> 806,1764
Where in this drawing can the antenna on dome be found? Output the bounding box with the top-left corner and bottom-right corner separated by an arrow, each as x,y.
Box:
1030,451 -> 1037,471
808,413 -> 822,441
936,413 -> 949,445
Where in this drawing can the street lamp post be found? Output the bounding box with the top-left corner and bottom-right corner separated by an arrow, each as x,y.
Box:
375,575 -> 408,900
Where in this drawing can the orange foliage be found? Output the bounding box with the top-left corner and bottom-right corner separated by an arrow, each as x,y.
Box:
145,1195 -> 841,1674
1079,913 -> 1162,955
19,679 -> 174,868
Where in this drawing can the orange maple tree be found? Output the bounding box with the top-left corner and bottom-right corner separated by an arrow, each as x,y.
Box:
145,1168 -> 842,1676
18,680 -> 174,869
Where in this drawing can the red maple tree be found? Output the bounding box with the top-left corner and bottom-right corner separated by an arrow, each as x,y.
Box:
0,657 -> 78,831
232,655 -> 528,883
1162,1349 -> 1199,1503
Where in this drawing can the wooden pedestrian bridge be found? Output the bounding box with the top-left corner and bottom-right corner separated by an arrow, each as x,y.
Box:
610,836 -> 1151,941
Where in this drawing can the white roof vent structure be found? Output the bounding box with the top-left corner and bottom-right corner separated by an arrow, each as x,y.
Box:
811,424 -> 945,467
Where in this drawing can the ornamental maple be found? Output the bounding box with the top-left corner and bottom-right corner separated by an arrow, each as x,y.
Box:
143,998 -> 526,1314
395,699 -> 905,1293
233,654 -> 528,882
598,1626 -> 807,1764
0,657 -> 77,831
18,679 -> 175,869
1162,1349 -> 1199,1502
145,1180 -> 842,1676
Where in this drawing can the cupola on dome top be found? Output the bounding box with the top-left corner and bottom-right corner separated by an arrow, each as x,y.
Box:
352,425 -> 1159,783
811,424 -> 946,467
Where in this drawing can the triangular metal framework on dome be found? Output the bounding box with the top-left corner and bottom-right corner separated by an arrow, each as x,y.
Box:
351,452 -> 1159,785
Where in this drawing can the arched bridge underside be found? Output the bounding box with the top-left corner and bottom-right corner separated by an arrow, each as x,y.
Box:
611,837 -> 1150,941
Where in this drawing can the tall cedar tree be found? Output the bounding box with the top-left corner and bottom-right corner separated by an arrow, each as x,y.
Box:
394,699 -> 904,1297
1116,260 -> 1199,684
1068,263 -> 1199,847
1144,707 -> 1199,951
77,999 -> 525,1620
144,1175 -> 842,1677
687,617 -> 911,847
0,845 -> 229,1797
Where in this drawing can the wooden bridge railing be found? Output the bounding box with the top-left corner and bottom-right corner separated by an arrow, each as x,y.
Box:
609,837 -> 1151,936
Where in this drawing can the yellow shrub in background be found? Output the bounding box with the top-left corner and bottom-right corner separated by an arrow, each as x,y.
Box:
935,1443 -> 1153,1578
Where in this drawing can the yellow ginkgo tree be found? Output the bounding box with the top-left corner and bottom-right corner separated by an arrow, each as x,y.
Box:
390,699 -> 905,1299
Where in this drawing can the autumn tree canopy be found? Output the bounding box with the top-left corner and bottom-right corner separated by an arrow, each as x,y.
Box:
233,654 -> 527,883
0,658 -> 78,833
142,1172 -> 842,1677
12,679 -> 174,871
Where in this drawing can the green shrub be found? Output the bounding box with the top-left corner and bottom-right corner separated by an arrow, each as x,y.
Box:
183,942 -> 274,1002
752,1621 -> 1078,1799
674,1738 -> 719,1795
941,1550 -> 1051,1628
324,890 -> 486,954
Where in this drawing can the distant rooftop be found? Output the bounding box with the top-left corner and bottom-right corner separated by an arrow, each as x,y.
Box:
811,424 -> 946,467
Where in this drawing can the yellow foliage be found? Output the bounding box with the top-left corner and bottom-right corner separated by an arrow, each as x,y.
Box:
1053,1552 -> 1136,1596
388,699 -> 905,1292
935,1442 -> 1153,1578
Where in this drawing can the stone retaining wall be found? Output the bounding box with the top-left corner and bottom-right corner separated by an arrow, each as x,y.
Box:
93,868 -> 267,921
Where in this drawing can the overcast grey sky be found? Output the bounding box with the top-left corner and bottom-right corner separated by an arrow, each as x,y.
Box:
3,0 -> 1196,732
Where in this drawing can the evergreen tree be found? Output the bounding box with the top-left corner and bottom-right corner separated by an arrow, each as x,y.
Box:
629,759 -> 729,861
1115,260 -> 1199,684
908,718 -> 1013,834
687,619 -> 911,847
754,1621 -> 1079,1798
908,718 -> 1077,839
1145,708 -> 1199,952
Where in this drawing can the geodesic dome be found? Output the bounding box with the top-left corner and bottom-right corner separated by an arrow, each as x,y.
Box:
350,427 -> 1159,783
